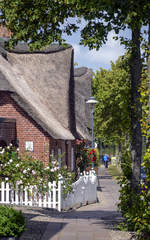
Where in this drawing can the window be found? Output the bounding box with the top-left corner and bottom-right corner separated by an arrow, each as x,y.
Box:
51,149 -> 55,158
58,148 -> 62,168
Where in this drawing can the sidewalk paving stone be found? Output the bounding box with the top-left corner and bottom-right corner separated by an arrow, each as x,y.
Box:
17,165 -> 136,240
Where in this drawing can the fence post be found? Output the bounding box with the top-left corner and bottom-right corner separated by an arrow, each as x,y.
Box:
53,181 -> 56,209
6,183 -> 10,204
1,182 -> 5,203
15,184 -> 19,205
58,180 -> 62,212
47,182 -> 52,208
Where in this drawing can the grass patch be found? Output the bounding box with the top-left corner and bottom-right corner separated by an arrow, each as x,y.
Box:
108,165 -> 122,179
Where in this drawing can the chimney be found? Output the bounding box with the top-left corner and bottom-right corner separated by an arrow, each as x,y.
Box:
0,25 -> 11,38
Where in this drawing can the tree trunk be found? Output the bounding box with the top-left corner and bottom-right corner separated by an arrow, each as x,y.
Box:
129,26 -> 142,193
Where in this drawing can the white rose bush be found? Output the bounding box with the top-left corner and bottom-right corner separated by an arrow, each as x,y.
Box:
0,145 -> 75,195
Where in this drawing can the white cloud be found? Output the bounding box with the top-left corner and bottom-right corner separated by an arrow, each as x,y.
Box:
72,31 -> 125,71
72,43 -> 81,56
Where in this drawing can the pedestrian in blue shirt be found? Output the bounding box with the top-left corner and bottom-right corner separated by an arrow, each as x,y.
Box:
103,154 -> 109,168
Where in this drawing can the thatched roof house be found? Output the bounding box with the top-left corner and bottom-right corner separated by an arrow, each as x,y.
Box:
0,40 -> 76,139
74,67 -> 92,140
0,36 -> 92,167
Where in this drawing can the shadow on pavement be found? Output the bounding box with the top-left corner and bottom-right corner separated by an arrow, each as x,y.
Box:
18,208 -> 67,240
98,175 -> 113,180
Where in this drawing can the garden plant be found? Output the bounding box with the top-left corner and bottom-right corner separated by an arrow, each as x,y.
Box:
0,144 -> 75,195
0,205 -> 26,239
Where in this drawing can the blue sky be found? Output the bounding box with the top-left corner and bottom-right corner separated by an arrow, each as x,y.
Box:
65,30 -> 127,73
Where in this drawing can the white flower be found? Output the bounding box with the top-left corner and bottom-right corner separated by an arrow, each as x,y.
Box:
9,159 -> 13,163
122,184 -> 125,187
58,174 -> 62,180
140,196 -> 144,201
23,169 -> 27,174
45,166 -> 49,170
16,164 -> 19,167
5,177 -> 9,181
17,180 -> 22,185
27,168 -> 30,171
17,148 -> 19,152
0,149 -> 4,154
32,170 -> 36,175
7,146 -> 10,149
9,143 -> 12,147
51,167 -> 58,172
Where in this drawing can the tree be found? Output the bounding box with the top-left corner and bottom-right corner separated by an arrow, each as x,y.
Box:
93,55 -> 131,145
0,0 -> 78,49
1,0 -> 150,192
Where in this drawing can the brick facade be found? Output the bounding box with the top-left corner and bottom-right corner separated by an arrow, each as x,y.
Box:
0,91 -> 76,169
0,91 -> 50,165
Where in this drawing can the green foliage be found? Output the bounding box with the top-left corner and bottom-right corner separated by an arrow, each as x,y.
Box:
0,206 -> 26,237
87,148 -> 100,168
76,140 -> 89,172
93,55 -> 131,144
140,70 -> 150,137
0,145 -> 75,196
93,148 -> 100,167
1,0 -> 150,51
118,145 -> 150,239
116,63 -> 150,239
0,0 -> 78,50
76,140 -> 100,171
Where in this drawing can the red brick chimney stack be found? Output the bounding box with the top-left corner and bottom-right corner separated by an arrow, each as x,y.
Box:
0,25 -> 11,38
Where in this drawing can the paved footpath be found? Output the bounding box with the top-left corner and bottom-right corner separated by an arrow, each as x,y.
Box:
18,165 -> 135,240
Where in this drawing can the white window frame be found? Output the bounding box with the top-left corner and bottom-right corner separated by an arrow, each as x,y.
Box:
58,148 -> 62,168
51,149 -> 54,158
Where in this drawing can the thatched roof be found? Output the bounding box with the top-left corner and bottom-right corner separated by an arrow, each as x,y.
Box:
74,67 -> 93,140
0,40 -> 77,140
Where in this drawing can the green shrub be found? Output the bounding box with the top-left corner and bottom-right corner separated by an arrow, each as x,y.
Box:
87,148 -> 100,168
0,206 -> 26,238
0,145 -> 75,196
94,148 -> 100,167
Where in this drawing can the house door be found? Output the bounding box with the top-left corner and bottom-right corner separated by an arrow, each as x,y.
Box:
0,118 -> 17,147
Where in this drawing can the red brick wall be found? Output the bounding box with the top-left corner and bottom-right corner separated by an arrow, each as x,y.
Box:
0,91 -> 77,169
0,91 -> 50,165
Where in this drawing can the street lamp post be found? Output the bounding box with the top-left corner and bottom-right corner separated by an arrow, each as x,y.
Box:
86,96 -> 99,169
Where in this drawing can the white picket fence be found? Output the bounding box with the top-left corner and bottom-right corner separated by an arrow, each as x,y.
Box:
0,171 -> 97,211
62,170 -> 97,210
0,181 -> 61,211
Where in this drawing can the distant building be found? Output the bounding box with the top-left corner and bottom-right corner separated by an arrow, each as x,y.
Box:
0,29 -> 92,169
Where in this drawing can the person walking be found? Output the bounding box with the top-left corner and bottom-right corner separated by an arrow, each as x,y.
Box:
103,154 -> 109,168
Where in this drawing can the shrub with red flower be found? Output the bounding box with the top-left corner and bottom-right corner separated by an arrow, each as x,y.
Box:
88,149 -> 96,162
